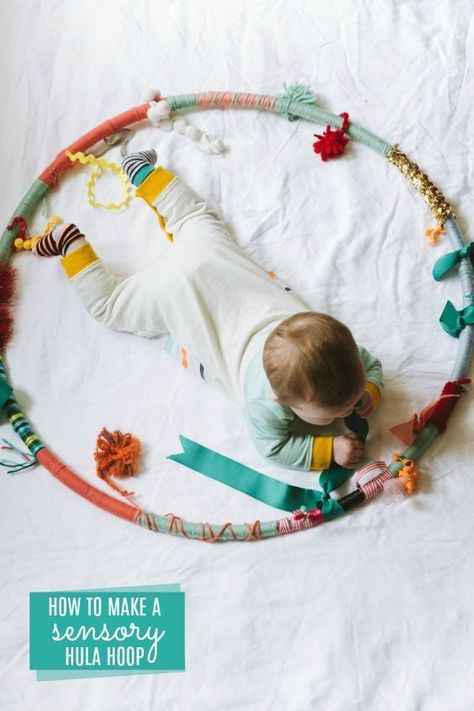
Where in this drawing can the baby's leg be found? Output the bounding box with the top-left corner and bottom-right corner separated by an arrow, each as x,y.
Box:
123,151 -> 233,247
33,224 -> 167,338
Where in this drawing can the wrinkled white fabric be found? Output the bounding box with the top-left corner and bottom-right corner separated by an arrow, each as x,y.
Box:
1,1 -> 474,709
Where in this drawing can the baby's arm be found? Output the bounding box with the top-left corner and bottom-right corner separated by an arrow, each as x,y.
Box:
245,399 -> 335,471
356,346 -> 384,417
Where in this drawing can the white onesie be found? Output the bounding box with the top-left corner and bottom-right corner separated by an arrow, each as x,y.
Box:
60,166 -> 383,471
62,167 -> 310,404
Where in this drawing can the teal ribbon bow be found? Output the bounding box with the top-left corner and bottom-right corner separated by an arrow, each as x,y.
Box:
439,300 -> 474,337
169,413 -> 369,520
432,243 -> 473,281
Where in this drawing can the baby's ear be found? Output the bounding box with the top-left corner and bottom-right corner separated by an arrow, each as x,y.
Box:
269,392 -> 280,402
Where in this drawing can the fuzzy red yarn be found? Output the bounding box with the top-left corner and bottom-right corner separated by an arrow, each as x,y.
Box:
0,263 -> 16,306
427,378 -> 471,432
0,264 -> 17,351
0,307 -> 14,352
313,112 -> 350,161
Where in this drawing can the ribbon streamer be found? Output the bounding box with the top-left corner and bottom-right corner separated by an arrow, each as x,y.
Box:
168,413 -> 369,519
168,436 -> 347,519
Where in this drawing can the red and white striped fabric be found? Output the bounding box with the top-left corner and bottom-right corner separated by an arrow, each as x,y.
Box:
278,510 -> 323,534
355,461 -> 394,500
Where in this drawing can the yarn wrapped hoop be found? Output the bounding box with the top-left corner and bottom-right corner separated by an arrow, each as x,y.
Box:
1,88 -> 472,542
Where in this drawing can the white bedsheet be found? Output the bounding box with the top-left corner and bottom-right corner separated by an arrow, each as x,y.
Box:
1,1 -> 474,709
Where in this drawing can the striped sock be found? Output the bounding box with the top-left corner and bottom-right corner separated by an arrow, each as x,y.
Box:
121,150 -> 157,186
33,223 -> 86,257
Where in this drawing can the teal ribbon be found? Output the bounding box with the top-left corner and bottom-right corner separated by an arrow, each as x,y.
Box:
169,413 -> 369,520
0,379 -> 12,411
169,436 -> 346,519
432,243 -> 473,281
439,300 -> 474,337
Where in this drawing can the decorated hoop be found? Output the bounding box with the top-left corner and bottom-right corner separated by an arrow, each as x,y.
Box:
1,85 -> 472,542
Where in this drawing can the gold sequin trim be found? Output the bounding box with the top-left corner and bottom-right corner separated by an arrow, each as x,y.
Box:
386,145 -> 454,226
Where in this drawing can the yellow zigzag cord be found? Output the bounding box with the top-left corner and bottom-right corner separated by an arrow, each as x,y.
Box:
65,150 -> 132,211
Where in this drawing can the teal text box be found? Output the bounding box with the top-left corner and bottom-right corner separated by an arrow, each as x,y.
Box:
30,589 -> 185,673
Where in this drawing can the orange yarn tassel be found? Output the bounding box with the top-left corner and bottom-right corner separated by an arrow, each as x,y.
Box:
425,225 -> 445,245
94,428 -> 141,497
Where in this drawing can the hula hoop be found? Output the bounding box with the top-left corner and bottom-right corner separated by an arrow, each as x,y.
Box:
1,87 -> 472,542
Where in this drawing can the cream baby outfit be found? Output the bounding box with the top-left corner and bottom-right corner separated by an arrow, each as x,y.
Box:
60,167 -> 383,471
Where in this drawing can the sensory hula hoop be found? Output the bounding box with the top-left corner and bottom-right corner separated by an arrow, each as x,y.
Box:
1,85 -> 472,542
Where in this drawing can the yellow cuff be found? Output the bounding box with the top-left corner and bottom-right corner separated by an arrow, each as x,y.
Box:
135,167 -> 176,242
310,436 -> 333,471
60,243 -> 100,279
365,381 -> 382,407
135,166 -> 176,204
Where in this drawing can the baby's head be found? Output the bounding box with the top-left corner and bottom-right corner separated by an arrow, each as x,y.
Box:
263,312 -> 366,425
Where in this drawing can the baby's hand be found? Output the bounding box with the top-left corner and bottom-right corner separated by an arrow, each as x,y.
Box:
333,433 -> 364,469
354,391 -> 374,418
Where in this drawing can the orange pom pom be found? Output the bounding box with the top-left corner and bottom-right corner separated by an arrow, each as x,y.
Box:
398,460 -> 421,495
94,428 -> 141,497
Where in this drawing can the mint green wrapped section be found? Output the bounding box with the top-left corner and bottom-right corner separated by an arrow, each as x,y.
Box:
167,92 -> 391,156
167,95 -> 197,112
0,179 -> 50,264
136,511 -> 278,541
275,99 -> 392,155
400,424 -> 439,462
387,423 -> 439,479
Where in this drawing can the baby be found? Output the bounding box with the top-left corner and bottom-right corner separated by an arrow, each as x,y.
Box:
33,150 -> 383,471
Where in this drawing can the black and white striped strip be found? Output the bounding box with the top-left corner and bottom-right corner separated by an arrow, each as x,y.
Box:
34,230 -> 60,256
121,150 -> 157,183
57,224 -> 84,256
33,223 -> 84,257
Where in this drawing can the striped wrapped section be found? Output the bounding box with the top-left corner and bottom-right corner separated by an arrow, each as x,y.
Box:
196,91 -> 277,111
0,356 -> 44,457
355,461 -> 393,500
278,513 -> 324,535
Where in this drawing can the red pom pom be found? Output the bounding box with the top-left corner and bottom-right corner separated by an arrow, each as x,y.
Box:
0,264 -> 17,306
313,112 -> 350,162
